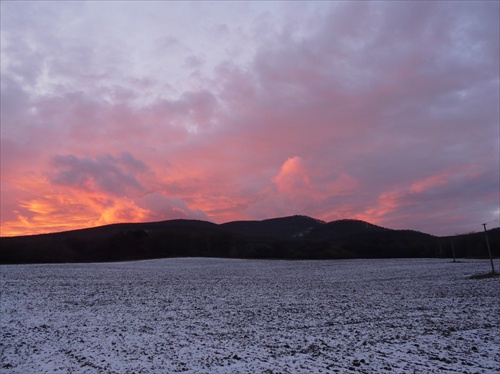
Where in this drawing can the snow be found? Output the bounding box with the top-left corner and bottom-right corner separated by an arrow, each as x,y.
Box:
1,258 -> 499,373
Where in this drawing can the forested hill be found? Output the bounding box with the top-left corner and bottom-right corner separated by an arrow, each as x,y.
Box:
1,215 -> 498,264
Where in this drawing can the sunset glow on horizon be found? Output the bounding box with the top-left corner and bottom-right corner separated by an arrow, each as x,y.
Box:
1,1 -> 499,237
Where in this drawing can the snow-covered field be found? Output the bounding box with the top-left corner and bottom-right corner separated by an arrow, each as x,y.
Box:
1,258 -> 499,373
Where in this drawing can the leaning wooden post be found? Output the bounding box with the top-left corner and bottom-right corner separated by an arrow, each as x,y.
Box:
482,223 -> 496,274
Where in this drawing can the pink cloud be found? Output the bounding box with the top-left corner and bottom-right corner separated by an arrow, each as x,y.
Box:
273,157 -> 358,203
273,156 -> 310,196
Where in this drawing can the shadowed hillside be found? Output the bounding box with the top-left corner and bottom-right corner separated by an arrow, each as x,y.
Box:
220,215 -> 325,240
1,216 -> 498,264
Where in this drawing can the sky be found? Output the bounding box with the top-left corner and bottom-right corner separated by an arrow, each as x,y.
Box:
1,1 -> 499,237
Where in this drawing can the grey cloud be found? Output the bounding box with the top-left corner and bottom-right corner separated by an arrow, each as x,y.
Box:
117,152 -> 149,174
377,170 -> 500,235
137,193 -> 209,222
49,153 -> 147,197
149,90 -> 218,130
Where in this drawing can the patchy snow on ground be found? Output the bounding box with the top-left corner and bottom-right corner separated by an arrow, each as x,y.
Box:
1,258 -> 499,373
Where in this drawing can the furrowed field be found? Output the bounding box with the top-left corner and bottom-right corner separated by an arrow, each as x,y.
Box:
1,258 -> 499,373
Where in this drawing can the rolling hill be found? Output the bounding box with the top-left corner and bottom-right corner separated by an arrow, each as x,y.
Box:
1,215 -> 498,263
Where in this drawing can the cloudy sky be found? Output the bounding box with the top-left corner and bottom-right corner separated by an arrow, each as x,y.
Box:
1,1 -> 499,237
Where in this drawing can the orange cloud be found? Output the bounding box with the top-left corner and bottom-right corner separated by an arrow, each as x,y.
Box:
0,164 -> 208,236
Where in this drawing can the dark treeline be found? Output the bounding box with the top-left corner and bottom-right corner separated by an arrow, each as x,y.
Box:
1,216 -> 498,264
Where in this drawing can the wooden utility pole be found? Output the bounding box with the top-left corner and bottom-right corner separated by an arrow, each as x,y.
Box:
482,223 -> 496,274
